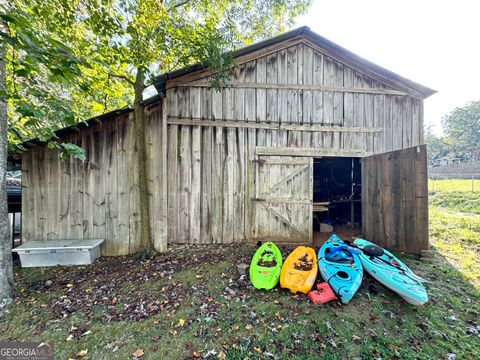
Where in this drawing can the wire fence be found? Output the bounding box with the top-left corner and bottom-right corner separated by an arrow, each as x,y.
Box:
428,174 -> 480,192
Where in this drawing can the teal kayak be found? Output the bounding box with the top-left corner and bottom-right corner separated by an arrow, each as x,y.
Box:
318,234 -> 363,304
353,238 -> 428,305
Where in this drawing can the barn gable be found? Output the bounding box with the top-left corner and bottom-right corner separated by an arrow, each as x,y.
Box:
164,39 -> 426,155
154,26 -> 435,100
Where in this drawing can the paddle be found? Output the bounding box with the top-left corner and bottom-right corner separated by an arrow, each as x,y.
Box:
344,240 -> 431,284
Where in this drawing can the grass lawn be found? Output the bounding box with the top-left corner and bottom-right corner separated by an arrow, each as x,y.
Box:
1,193 -> 479,359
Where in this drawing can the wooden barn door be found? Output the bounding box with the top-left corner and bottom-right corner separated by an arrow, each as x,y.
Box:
255,155 -> 313,244
361,145 -> 428,254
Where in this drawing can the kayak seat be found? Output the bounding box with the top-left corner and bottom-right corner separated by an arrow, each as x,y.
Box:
362,244 -> 384,257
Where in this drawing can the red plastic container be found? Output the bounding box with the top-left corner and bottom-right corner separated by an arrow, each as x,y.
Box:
308,282 -> 338,304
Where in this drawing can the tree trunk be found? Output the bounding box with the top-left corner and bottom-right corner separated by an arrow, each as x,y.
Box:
133,69 -> 153,256
0,35 -> 13,306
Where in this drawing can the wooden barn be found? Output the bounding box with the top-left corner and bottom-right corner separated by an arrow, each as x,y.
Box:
20,27 -> 436,256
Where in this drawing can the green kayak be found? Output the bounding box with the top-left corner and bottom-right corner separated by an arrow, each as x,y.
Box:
249,242 -> 283,290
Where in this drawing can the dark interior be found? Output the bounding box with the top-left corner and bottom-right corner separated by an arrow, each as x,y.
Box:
312,157 -> 361,232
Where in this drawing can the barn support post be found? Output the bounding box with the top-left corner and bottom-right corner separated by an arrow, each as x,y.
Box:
154,97 -> 168,252
133,70 -> 153,256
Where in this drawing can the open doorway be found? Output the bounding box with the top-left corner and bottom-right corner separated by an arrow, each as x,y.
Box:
312,157 -> 362,245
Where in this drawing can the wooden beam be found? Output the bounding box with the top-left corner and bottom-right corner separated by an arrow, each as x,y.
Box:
179,82 -> 408,96
167,117 -> 383,133
255,146 -> 372,158
282,124 -> 382,133
256,197 -> 311,205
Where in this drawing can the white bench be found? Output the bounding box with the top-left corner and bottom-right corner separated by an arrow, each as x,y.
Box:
12,239 -> 104,267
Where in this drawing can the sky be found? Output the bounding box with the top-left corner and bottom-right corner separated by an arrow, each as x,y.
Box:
295,0 -> 480,135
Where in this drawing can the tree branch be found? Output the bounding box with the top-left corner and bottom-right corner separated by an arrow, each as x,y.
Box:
108,71 -> 134,85
169,0 -> 189,11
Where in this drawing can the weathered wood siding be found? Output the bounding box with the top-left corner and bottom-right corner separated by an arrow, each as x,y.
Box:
165,41 -> 424,244
361,145 -> 428,254
22,103 -> 165,255
21,38 -> 427,253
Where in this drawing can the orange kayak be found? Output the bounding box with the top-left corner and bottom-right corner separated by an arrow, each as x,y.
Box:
280,246 -> 318,294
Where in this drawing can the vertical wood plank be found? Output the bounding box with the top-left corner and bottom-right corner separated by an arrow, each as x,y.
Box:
384,95 -> 393,152
235,65 -> 246,242
364,78 -> 374,152
414,145 -> 429,252
373,89 -> 385,154
312,50 -> 324,147
190,87 -> 201,244
211,87 -> 223,243
256,56 -> 267,148
116,116 -> 130,254
302,44 -> 312,148
323,55 -> 334,149
287,45 -> 300,146
223,81 -> 235,243
81,129 -> 94,241
245,60 -> 257,240
333,60 -> 344,149
21,150 -> 33,242
392,96 -> 403,150
92,124 -> 107,252
277,49 -> 288,146
343,66 -> 354,150
159,100 -> 168,251
127,113 -> 141,253
353,72 -> 365,150
46,146 -> 59,239
167,89 -> 179,245
104,119 -> 118,255
402,97 -> 413,149
201,87 -> 213,244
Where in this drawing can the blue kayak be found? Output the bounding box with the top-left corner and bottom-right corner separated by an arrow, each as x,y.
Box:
318,234 -> 363,304
353,238 -> 428,305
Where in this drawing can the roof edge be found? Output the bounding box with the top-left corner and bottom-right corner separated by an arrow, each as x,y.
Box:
20,94 -> 167,149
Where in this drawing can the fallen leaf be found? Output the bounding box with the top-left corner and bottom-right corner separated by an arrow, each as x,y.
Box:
111,297 -> 117,305
132,348 -> 144,357
218,351 -> 226,360
76,349 -> 88,357
245,324 -> 253,330
66,334 -> 73,341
